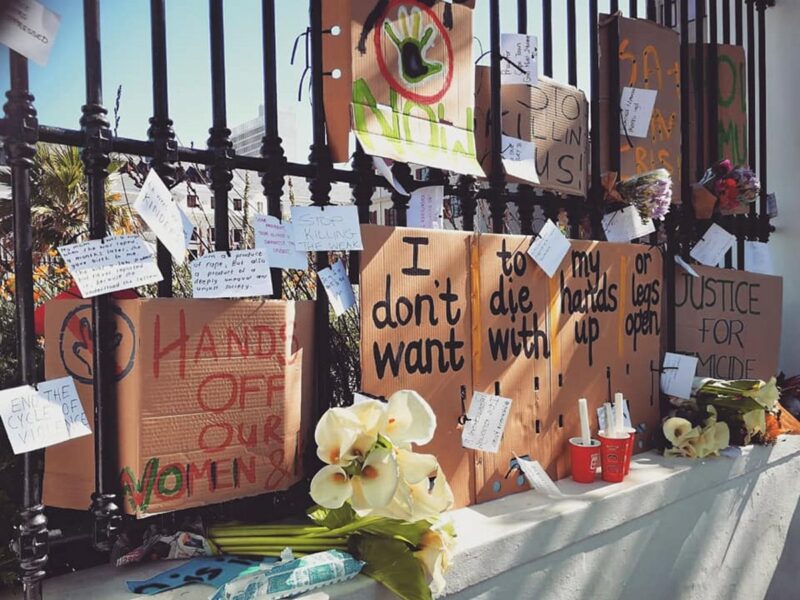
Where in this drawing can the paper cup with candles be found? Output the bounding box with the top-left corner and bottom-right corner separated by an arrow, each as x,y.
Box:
613,393 -> 637,476
598,395 -> 633,483
569,398 -> 601,483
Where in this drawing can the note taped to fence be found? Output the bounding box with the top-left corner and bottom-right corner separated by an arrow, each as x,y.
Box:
461,392 -> 512,453
500,33 -> 538,86
675,264 -> 782,380
290,206 -> 363,252
191,249 -> 272,298
254,214 -> 308,270
0,0 -> 61,66
58,235 -> 163,298
407,186 -> 444,229
318,260 -> 356,317
660,352 -> 698,400
690,223 -> 735,266
527,219 -> 570,278
0,377 -> 89,454
134,169 -> 192,261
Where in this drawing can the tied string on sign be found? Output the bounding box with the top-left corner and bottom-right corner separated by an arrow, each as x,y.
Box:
291,26 -> 342,104
474,50 -> 528,78
650,360 -> 679,406
504,454 -> 530,480
456,385 -> 471,427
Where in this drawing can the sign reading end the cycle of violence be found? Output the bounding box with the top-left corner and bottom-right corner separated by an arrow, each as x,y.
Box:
360,226 -> 663,506
43,299 -> 315,517
675,265 -> 782,380
322,0 -> 483,175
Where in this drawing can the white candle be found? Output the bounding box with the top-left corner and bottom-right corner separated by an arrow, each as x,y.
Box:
614,392 -> 625,435
578,398 -> 591,446
604,403 -> 615,436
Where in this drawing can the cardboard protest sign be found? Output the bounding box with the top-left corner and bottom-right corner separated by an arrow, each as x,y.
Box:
548,241 -> 662,478
675,265 -> 782,380
471,233 -> 554,501
475,67 -> 588,196
359,225 -> 475,507
43,299 -> 315,517
599,14 -> 682,203
323,0 -> 483,175
688,44 -> 748,215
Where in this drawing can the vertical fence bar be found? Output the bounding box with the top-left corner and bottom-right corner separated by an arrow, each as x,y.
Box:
542,0 -> 553,76
567,0 -> 577,86
5,51 -> 48,600
350,143 -> 373,280
680,0 -> 692,258
722,0 -> 731,43
589,0 -> 602,238
694,0 -> 705,180
734,0 -> 746,268
516,0 -> 535,235
208,0 -> 232,252
611,0 -> 619,14
746,0 -> 756,241
390,162 -> 412,227
609,5 -> 620,180
308,0 -> 332,416
488,0 -> 505,233
260,0 -> 286,296
647,0 -> 657,20
148,0 -> 177,296
664,0 -> 674,26
458,175 -> 477,231
735,0 -> 743,45
630,0 -> 638,18
81,0 -> 122,552
756,0 -> 768,241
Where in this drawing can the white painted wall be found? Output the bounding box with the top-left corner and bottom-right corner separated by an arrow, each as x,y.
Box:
765,3 -> 800,376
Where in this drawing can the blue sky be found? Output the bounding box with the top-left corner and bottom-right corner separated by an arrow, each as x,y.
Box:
0,0 -> 623,163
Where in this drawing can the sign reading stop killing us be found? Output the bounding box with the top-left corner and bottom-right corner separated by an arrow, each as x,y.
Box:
675,264 -> 782,380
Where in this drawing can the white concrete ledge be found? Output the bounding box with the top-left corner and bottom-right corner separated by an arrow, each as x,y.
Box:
5,437 -> 800,600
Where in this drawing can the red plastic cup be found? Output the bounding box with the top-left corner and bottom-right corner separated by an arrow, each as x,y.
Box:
569,437 -> 601,483
623,428 -> 636,475
598,431 -> 629,483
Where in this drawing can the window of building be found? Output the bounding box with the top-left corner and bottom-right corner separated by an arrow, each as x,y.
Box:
233,198 -> 243,211
191,227 -> 199,241
210,197 -> 216,210
233,228 -> 242,243
209,228 -> 215,242
257,202 -> 264,213
186,193 -> 198,208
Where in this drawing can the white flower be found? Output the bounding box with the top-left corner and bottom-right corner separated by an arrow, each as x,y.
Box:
414,523 -> 456,597
384,390 -> 437,447
376,471 -> 454,522
663,417 -> 697,446
314,407 -> 369,466
749,377 -> 780,411
350,447 -> 400,510
397,449 -> 438,485
309,465 -> 353,509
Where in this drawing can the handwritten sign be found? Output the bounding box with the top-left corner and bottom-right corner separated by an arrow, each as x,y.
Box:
191,249 -> 272,298
620,87 -> 658,139
254,214 -> 308,270
134,170 -> 192,261
527,219 -> 570,278
501,135 -> 539,184
0,377 -> 89,454
407,186 -> 444,230
58,235 -> 163,298
602,206 -> 656,242
513,454 -> 563,497
500,33 -> 538,86
461,392 -> 512,453
0,0 -> 60,66
290,206 -> 363,252
690,223 -> 736,266
318,260 -> 356,317
744,241 -> 775,276
660,352 -> 698,400
675,264 -> 782,380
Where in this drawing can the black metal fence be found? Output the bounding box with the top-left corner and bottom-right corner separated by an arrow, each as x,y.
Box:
0,1 -> 774,598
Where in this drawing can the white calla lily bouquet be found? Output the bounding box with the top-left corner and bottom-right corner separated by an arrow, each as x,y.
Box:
210,390 -> 456,600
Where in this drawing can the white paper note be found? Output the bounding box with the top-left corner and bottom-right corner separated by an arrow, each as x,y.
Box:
290,206 -> 364,252
0,377 -> 89,455
58,235 -> 163,298
690,223 -> 736,266
675,255 -> 699,277
134,170 -> 192,261
318,260 -> 356,317
596,402 -> 632,432
602,205 -> 655,242
407,186 -> 444,229
660,352 -> 699,400
372,156 -> 408,196
527,219 -> 570,278
513,454 -> 563,497
620,87 -> 657,139
191,249 -> 272,298
501,135 -> 539,184
254,214 -> 308,270
744,241 -> 776,276
500,33 -> 538,86
461,392 -> 512,453
0,0 -> 61,66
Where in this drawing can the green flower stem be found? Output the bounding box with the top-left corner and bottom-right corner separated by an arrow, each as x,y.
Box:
214,536 -> 348,547
209,525 -> 328,537
310,515 -> 384,538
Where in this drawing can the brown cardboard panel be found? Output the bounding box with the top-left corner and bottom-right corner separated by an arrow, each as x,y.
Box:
687,44 -> 749,216
599,14 -> 682,203
359,225 -> 475,507
471,233 -> 554,502
348,0 -> 482,175
322,0 -> 353,164
44,299 -> 315,517
675,265 -> 782,381
475,67 -> 589,196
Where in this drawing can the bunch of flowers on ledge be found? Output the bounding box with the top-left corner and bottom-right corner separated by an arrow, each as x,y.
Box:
693,159 -> 761,217
210,390 -> 455,600
661,377 -> 796,458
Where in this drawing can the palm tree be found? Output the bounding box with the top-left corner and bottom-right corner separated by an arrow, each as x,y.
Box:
0,143 -> 134,253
